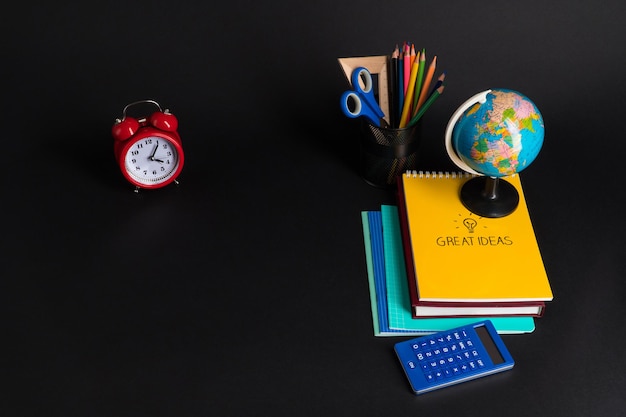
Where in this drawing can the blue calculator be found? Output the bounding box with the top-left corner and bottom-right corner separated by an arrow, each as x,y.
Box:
394,320 -> 515,394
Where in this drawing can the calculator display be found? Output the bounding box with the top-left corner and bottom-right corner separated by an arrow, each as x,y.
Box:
394,320 -> 515,395
475,325 -> 505,365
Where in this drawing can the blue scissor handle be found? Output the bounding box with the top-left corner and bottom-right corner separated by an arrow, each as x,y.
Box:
350,67 -> 385,120
340,90 -> 382,126
340,67 -> 385,127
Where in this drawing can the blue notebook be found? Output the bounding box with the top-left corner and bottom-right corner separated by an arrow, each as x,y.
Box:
361,207 -> 535,336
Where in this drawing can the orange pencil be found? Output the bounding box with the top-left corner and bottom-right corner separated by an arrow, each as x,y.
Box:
414,55 -> 437,115
409,43 -> 417,67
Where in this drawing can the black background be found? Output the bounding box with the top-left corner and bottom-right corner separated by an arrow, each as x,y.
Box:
3,1 -> 626,416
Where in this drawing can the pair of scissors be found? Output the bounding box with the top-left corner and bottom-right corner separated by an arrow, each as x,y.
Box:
340,67 -> 388,127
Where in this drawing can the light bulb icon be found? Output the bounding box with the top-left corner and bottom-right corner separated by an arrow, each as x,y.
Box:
463,218 -> 477,233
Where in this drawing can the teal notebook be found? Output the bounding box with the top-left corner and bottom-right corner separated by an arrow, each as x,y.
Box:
361,211 -> 381,336
361,207 -> 535,336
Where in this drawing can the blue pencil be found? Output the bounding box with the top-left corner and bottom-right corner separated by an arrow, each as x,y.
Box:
428,71 -> 446,98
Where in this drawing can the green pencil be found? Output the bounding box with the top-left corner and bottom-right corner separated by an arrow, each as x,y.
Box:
411,49 -> 426,112
407,85 -> 444,128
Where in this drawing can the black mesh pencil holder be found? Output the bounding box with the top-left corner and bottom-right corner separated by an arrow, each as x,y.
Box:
359,122 -> 421,188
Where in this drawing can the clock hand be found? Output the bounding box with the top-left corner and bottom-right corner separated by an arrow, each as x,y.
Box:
149,141 -> 159,160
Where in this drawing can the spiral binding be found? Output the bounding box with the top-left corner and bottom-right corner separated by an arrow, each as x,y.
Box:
404,170 -> 477,179
404,170 -> 522,181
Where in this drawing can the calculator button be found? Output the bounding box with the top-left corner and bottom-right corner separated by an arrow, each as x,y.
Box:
394,321 -> 515,395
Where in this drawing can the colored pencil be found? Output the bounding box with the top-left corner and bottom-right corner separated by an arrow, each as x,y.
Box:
403,43 -> 411,95
409,43 -> 417,67
407,85 -> 444,128
397,48 -> 404,127
389,45 -> 399,128
399,51 -> 420,128
411,49 -> 426,113
428,71 -> 446,97
414,55 -> 437,115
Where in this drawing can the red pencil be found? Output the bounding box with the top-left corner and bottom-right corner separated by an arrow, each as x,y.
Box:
403,43 -> 412,95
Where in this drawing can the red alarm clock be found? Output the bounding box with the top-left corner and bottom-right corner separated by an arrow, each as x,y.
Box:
112,99 -> 184,190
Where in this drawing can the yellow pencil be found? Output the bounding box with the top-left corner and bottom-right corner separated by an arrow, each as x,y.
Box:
414,55 -> 437,115
399,51 -> 421,128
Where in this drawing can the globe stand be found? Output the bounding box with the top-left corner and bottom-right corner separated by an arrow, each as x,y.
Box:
460,176 -> 519,218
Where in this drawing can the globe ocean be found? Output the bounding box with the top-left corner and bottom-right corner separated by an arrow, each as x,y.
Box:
452,89 -> 544,177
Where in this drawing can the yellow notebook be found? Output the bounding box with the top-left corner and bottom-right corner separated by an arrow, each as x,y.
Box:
397,171 -> 553,303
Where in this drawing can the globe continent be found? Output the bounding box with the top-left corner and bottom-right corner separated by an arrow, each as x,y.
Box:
452,89 -> 544,177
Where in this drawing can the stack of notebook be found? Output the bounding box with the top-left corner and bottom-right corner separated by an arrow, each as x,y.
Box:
361,171 -> 553,336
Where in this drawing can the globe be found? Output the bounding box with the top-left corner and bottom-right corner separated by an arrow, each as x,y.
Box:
446,88 -> 544,177
444,89 -> 545,217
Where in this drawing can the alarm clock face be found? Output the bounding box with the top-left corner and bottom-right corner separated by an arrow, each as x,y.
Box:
122,135 -> 181,187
